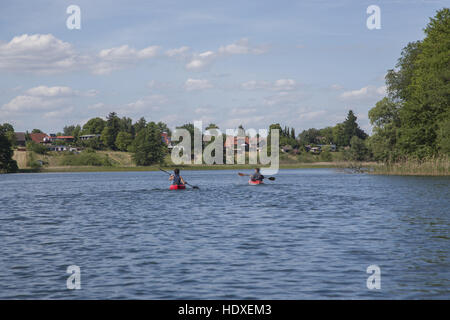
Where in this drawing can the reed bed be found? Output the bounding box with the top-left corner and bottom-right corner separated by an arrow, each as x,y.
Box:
371,157 -> 450,176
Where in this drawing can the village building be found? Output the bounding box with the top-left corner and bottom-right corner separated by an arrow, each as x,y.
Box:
14,132 -> 26,147
30,132 -> 48,144
79,134 -> 101,140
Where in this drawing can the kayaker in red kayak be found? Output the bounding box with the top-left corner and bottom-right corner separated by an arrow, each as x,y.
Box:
169,168 -> 186,189
250,168 -> 264,183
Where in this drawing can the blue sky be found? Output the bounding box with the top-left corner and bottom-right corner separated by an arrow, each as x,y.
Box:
0,0 -> 447,133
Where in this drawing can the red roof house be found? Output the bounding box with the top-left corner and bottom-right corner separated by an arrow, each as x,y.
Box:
30,133 -> 48,143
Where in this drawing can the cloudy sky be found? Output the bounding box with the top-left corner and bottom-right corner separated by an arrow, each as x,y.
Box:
0,0 -> 447,134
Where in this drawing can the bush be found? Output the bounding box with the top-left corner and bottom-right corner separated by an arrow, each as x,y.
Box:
60,151 -> 113,166
26,141 -> 48,154
319,150 -> 333,162
297,152 -> 316,163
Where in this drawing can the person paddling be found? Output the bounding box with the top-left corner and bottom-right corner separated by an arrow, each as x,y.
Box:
169,168 -> 185,186
250,168 -> 264,182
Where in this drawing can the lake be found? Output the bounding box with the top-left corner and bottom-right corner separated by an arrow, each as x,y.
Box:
0,169 -> 448,299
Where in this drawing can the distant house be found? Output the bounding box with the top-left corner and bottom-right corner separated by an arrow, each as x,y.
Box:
161,132 -> 171,147
30,133 -> 48,144
79,134 -> 101,140
56,136 -> 74,142
14,132 -> 26,147
224,136 -> 250,151
47,145 -> 80,152
318,144 -> 337,152
310,146 -> 321,154
43,135 -> 74,143
281,145 -> 293,153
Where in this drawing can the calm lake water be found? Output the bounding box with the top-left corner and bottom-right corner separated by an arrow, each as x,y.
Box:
0,169 -> 448,299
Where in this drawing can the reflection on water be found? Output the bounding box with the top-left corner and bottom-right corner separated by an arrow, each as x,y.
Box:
0,169 -> 449,299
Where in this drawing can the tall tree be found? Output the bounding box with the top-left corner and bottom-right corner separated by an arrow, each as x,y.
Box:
132,122 -> 167,165
101,112 -> 121,150
82,117 -> 106,135
133,117 -> 147,135
0,127 -> 18,173
369,8 -> 450,159
115,132 -> 133,151
342,110 -> 367,146
397,8 -> 450,157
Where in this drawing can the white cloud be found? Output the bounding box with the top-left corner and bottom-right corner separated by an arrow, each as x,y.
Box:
218,38 -> 267,55
119,94 -> 168,116
195,106 -> 213,114
87,102 -> 106,110
185,38 -> 268,71
1,86 -> 91,115
273,79 -> 297,91
2,95 -> 64,112
92,44 -> 160,75
0,34 -> 162,75
330,84 -> 343,90
25,86 -> 77,97
184,78 -> 213,91
241,79 -> 297,91
43,107 -> 75,119
185,51 -> 217,71
0,34 -> 83,74
298,110 -> 327,120
230,107 -> 258,116
241,80 -> 270,90
0,34 -> 266,75
165,46 -> 190,57
340,85 -> 386,100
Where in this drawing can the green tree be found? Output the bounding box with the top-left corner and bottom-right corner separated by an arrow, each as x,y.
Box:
0,129 -> 18,173
63,125 -> 76,136
332,123 -> 346,147
82,117 -> 106,135
348,136 -> 369,161
64,124 -> 81,141
341,110 -> 367,146
436,118 -> 450,155
26,141 -> 48,155
1,123 -> 16,146
133,117 -> 147,135
101,126 -> 116,150
119,117 -> 134,136
101,112 -> 121,149
115,131 -> 133,151
396,8 -> 450,158
132,122 -> 167,165
157,121 -> 171,136
368,97 -> 401,161
206,123 -> 219,130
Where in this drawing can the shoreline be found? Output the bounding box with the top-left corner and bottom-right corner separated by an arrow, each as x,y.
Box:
12,161 -> 449,176
17,162 -> 350,173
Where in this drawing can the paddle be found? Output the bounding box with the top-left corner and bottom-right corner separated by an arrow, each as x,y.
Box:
159,168 -> 199,189
238,172 -> 276,181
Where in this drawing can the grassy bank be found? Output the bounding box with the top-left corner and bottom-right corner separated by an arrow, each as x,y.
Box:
36,162 -> 347,173
12,150 -> 449,175
370,158 -> 450,176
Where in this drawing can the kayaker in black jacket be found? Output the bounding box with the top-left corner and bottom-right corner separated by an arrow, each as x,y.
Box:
169,168 -> 186,185
250,168 -> 264,182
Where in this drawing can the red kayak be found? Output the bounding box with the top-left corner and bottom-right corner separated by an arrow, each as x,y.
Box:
248,180 -> 264,185
170,184 -> 186,190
